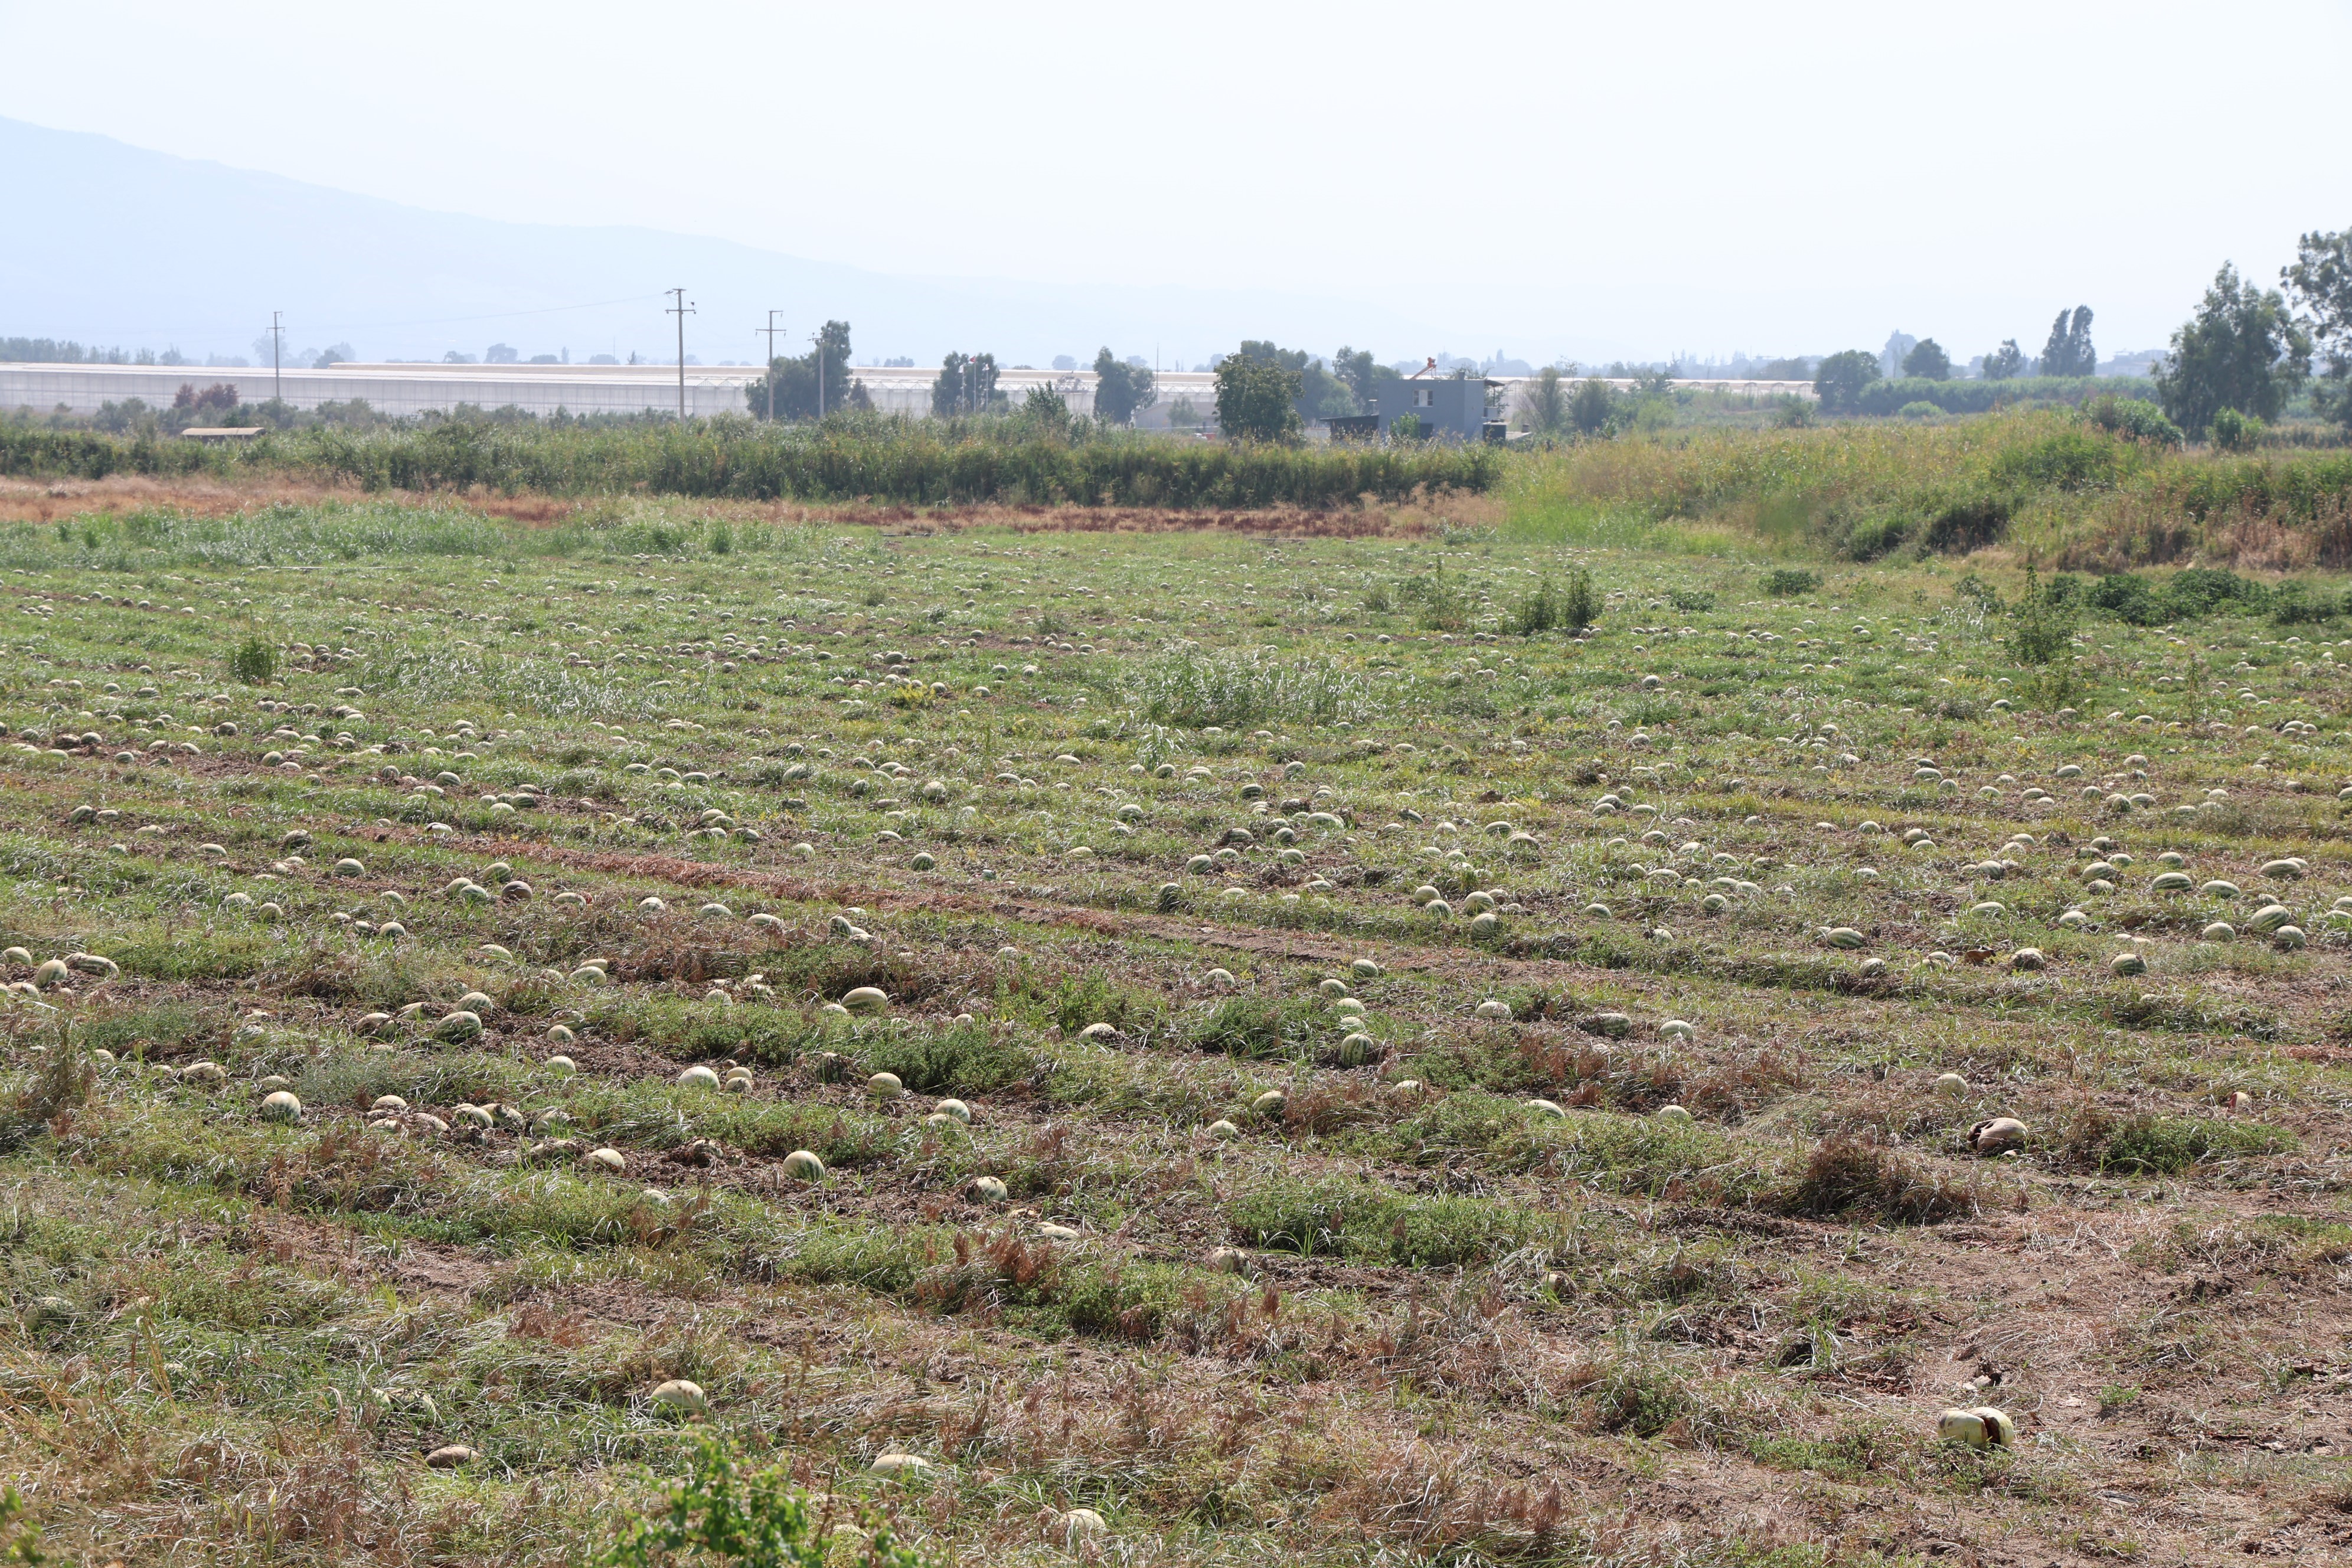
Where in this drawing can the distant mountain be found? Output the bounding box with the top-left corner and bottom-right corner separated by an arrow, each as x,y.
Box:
2,116 -> 1452,370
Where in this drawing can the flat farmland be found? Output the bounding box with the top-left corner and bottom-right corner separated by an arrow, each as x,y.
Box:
1,498 -> 2348,1567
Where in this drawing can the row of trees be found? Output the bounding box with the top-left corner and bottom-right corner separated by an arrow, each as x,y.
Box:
1808,227 -> 2352,440
1518,367 -> 1678,437
2149,231 -> 2352,437
1829,307 -> 2097,408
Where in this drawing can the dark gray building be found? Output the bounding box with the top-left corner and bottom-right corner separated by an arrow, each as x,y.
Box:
1329,362 -> 1504,442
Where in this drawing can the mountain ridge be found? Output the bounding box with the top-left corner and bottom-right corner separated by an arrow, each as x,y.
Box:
2,116 -> 1458,369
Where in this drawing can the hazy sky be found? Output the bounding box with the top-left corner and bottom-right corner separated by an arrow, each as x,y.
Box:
5,0 -> 2348,364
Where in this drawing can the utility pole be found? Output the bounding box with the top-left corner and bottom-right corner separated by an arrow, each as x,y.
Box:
809,330 -> 825,420
758,311 -> 786,422
270,311 -> 283,403
665,288 -> 696,420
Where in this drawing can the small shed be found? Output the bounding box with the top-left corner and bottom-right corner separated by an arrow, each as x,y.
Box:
179,426 -> 266,443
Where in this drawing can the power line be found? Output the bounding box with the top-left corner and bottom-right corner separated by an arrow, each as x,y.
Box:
665,288 -> 696,421
300,291 -> 668,334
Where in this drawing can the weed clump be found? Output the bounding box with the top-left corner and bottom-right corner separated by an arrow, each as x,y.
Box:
2062,1109 -> 2295,1175
1776,1136 -> 1974,1224
602,1430 -> 933,1567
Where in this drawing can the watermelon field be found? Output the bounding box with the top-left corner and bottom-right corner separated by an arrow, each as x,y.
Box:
1,491 -> 2348,1566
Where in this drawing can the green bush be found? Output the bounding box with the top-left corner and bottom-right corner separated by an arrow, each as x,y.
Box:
2088,396 -> 2184,446
2070,567 -> 2276,626
2268,580 -> 2335,625
1561,564 -> 1600,629
1762,567 -> 1821,597
1508,574 -> 1563,635
2210,407 -> 2265,452
1511,567 -> 1603,635
1897,400 -> 1941,420
602,1431 -> 932,1568
2006,568 -> 2079,664
228,636 -> 277,685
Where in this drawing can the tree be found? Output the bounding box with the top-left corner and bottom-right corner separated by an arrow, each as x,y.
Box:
930,352 -> 969,417
1982,340 -> 2027,380
1569,375 -> 1616,435
1523,366 -> 1569,435
2152,264 -> 2311,436
744,321 -> 863,422
1900,339 -> 1952,380
1213,352 -> 1303,442
1812,349 -> 1881,414
1091,347 -> 1156,424
2284,226 -> 2352,429
486,342 -> 520,365
1238,341 -> 1352,419
1332,347 -> 1400,415
2039,306 -> 2096,377
1017,383 -> 1074,437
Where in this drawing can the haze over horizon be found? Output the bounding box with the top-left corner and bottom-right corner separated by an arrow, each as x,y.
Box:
5,0 -> 2347,371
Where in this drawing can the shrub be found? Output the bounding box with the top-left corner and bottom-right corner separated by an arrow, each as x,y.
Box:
1922,495 -> 2014,553
2165,566 -> 2268,616
2269,580 -> 2338,626
1400,566 -> 1468,631
2088,396 -> 2184,446
2210,407 -> 2265,452
1560,565 -> 1600,629
1509,575 -> 1563,635
2084,571 -> 2167,625
1762,567 -> 1820,597
1897,400 -> 1941,420
2005,568 -> 2077,665
1952,573 -> 2003,613
230,636 -> 278,685
602,1430 -> 932,1568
